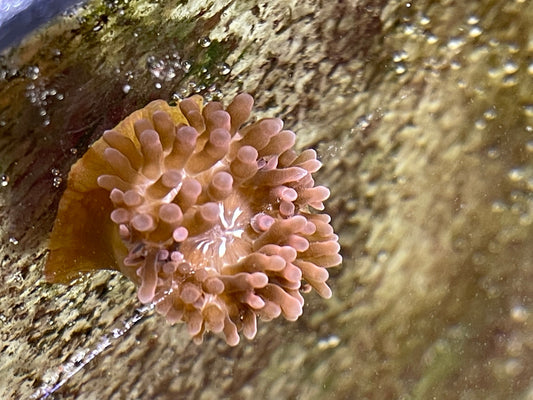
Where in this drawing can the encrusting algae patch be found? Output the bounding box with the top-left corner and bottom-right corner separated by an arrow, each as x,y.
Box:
45,93 -> 341,345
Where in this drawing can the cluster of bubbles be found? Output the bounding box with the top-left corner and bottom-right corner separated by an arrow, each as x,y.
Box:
0,174 -> 8,187
352,3 -> 533,386
386,3 -> 533,208
499,162 -> 533,226
51,168 -> 62,188
24,69 -> 64,127
146,52 -> 184,82
0,53 -> 20,81
132,36 -> 233,101
387,3 -> 529,96
0,57 -> 60,129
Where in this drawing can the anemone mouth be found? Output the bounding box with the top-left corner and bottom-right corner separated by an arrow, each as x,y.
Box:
45,92 -> 341,346
178,192 -> 254,273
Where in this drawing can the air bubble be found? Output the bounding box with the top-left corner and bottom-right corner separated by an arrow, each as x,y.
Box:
395,62 -> 407,75
9,237 -> 18,245
376,250 -> 389,263
469,26 -> 482,38
165,69 -> 176,80
1,174 -> 9,187
419,14 -> 430,25
426,33 -> 438,44
523,105 -> 533,117
198,37 -> 211,48
507,42 -> 520,54
510,305 -> 528,322
491,201 -> 506,213
508,168 -> 525,182
483,108 -> 497,120
502,75 -> 518,87
122,84 -> 131,94
467,15 -> 480,25
487,148 -> 500,159
181,60 -> 192,73
450,60 -> 461,70
487,67 -> 501,79
489,37 -> 500,47
447,37 -> 465,50
403,24 -> 415,35
217,62 -> 231,76
355,115 -> 370,130
503,60 -> 519,74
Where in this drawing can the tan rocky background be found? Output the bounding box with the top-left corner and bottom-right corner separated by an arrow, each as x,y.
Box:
0,0 -> 531,399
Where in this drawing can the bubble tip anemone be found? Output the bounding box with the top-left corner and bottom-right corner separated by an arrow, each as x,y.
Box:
45,93 -> 341,345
